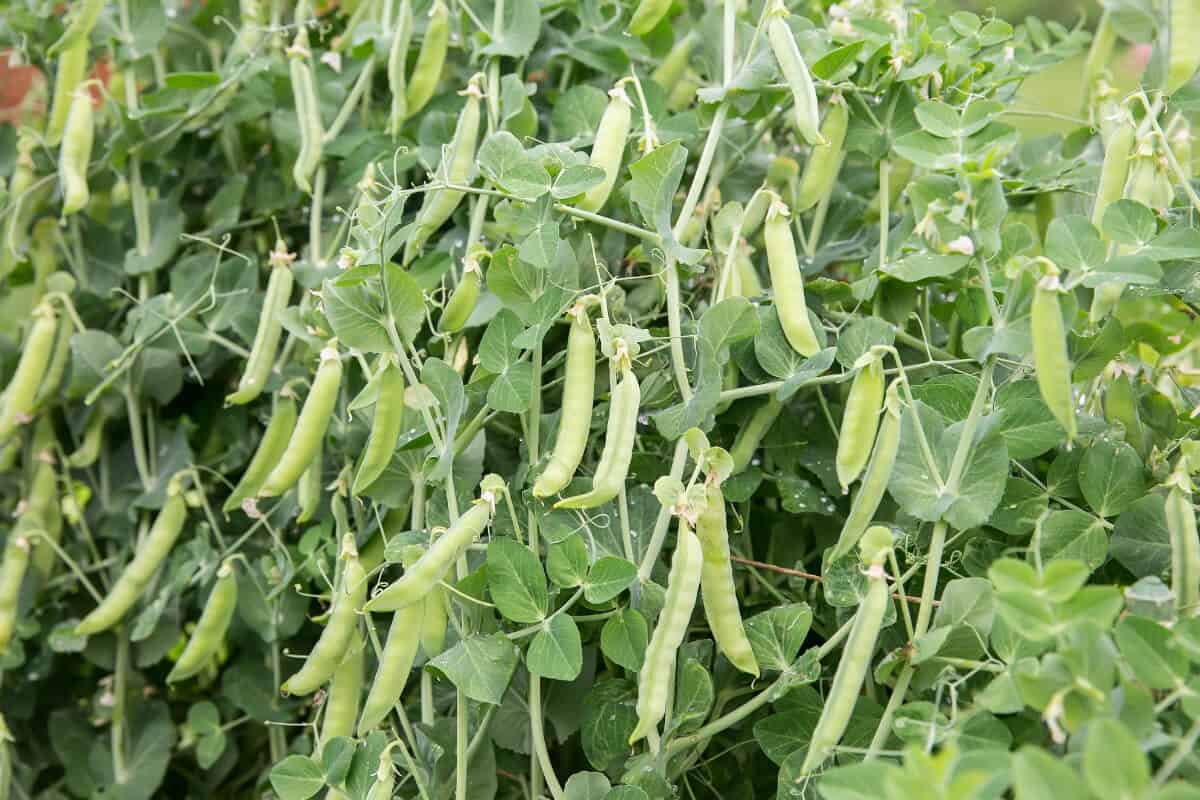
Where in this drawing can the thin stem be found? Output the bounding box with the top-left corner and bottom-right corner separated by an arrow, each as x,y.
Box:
1154,718 -> 1200,785
637,438 -> 689,582
112,630 -> 130,784
456,691 -> 469,800
310,165 -> 326,266
322,57 -> 377,144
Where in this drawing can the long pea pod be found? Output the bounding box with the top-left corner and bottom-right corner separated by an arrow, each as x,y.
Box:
799,526 -> 893,777
438,260 -> 481,333
836,351 -> 885,492
289,30 -> 324,195
226,245 -> 295,405
764,195 -> 821,357
1103,369 -> 1147,457
28,420 -> 64,581
46,37 -> 89,147
403,75 -> 483,264
554,364 -> 640,509
358,601 -> 422,733
652,31 -> 695,90
385,0 -> 413,135
167,559 -> 239,682
1167,0 -> 1200,95
404,0 -> 449,118
366,745 -> 396,800
363,490 -> 497,612
729,394 -> 782,475
696,485 -> 758,676
577,82 -> 633,214
224,394 -> 298,512
1165,462 -> 1200,616
47,0 -> 105,58
1091,115 -> 1134,228
0,302 -> 59,444
766,1 -> 823,146
77,491 -> 189,635
352,359 -> 406,495
259,347 -> 343,498
282,535 -> 367,695
34,313 -> 74,410
1169,115 -> 1194,181
59,86 -> 95,217
828,380 -> 902,563
629,516 -> 703,743
795,95 -> 848,213
0,517 -> 39,655
627,0 -> 671,36
419,583 -> 448,655
1081,10 -> 1116,110
1030,261 -> 1077,441
320,631 -> 364,743
3,135 -> 39,274
296,439 -> 323,524
534,307 -> 596,498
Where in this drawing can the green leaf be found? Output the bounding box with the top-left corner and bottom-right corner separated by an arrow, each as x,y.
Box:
1102,199 -> 1157,248
1012,746 -> 1081,800
835,317 -> 895,369
269,755 -> 326,800
478,131 -> 551,199
428,633 -> 520,704
667,659 -> 713,735
628,142 -> 705,266
1111,494 -> 1173,578
1079,438 -> 1145,518
585,557 -> 638,604
1036,510 -> 1108,571
488,537 -> 548,623
527,613 -> 583,681
421,357 -> 466,480
547,534 -> 589,588
487,360 -> 535,413
744,603 -> 813,673
1082,718 -> 1150,800
1115,615 -> 1188,690
164,71 -> 221,90
995,379 -> 1067,459
1043,215 -> 1104,275
480,0 -> 541,57
881,252 -> 971,282
320,737 -> 355,786
989,478 -> 1048,537
383,263 -> 426,343
816,762 -> 896,800
563,771 -> 612,800
600,609 -> 648,671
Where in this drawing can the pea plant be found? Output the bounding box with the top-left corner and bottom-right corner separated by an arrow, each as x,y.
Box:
3,0 -> 1200,797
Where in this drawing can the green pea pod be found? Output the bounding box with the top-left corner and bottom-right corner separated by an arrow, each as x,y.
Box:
404,0 -> 449,117
554,366 -> 640,510
865,158 -> 912,220
577,82 -> 633,214
836,352 -> 885,492
1092,117 -> 1134,228
227,254 -> 294,405
1081,10 -> 1116,109
740,188 -> 772,240
438,265 -> 480,333
289,30 -> 324,195
386,0 -> 414,134
366,746 -> 396,800
77,492 -> 189,635
1030,265 -> 1077,441
798,527 -> 893,777
766,3 -> 822,146
1169,116 -> 1194,181
1105,373 -> 1147,456
729,394 -> 782,475
0,517 -> 38,655
534,309 -> 596,498
403,76 -> 483,264
697,485 -> 759,677
59,87 -> 95,217
29,420 -> 64,582
0,302 -> 59,444
1165,464 -> 1199,616
320,631 -> 364,744
3,136 -> 38,270
627,0 -> 671,36
652,32 -> 695,90
352,361 -> 406,495
167,559 -> 239,683
357,602 -> 422,734
224,394 -> 298,512
47,0 -> 105,58
764,195 -> 821,357
282,536 -> 367,695
795,96 -> 848,213
1167,0 -> 1200,94
46,37 -> 89,147
629,517 -> 703,744
363,494 -> 496,612
828,381 -> 902,563
228,0 -> 266,61
419,586 -> 448,655
296,439 -> 323,524
34,314 -> 74,411
260,348 -> 343,498
359,528 -> 387,576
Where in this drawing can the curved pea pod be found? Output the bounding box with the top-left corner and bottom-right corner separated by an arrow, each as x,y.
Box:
320,631 -> 364,744
259,347 -> 343,498
795,96 -> 849,213
363,495 -> 496,612
352,361 -> 406,496
0,302 -> 59,444
77,492 -> 189,635
763,197 -> 821,357
1165,465 -> 1200,616
46,37 -> 89,147
226,255 -> 294,405
577,82 -> 633,214
1091,116 -> 1134,228
1030,266 -> 1077,441
34,313 -> 74,409
652,31 -> 695,90
0,517 -> 38,655
627,0 -> 671,36
534,309 -> 597,498
766,3 -> 822,146
629,517 -> 703,744
47,0 -> 105,58
798,527 -> 893,777
1167,0 -> 1200,95
386,0 -> 414,135
729,394 -> 782,475
3,137 -> 38,270
403,76 -> 483,264
296,439 -> 323,524
223,394 -> 298,512
828,381 -> 902,563
697,485 -> 758,677
554,366 -> 640,510
167,559 -> 239,682
405,0 -> 449,118
282,537 -> 367,695
740,188 -> 772,239
366,745 -> 396,800
438,263 -> 481,333
59,87 -> 95,217
1104,372 -> 1148,456
836,351 -> 885,493
289,30 -> 324,195
357,602 -> 422,733
29,421 -> 64,581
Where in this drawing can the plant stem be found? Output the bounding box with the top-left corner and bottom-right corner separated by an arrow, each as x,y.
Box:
322,57 -> 377,144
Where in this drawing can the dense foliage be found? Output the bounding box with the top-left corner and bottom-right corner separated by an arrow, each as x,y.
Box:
3,0 -> 1200,798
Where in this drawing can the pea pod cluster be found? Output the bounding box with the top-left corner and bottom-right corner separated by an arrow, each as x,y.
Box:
555,362 -> 640,509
